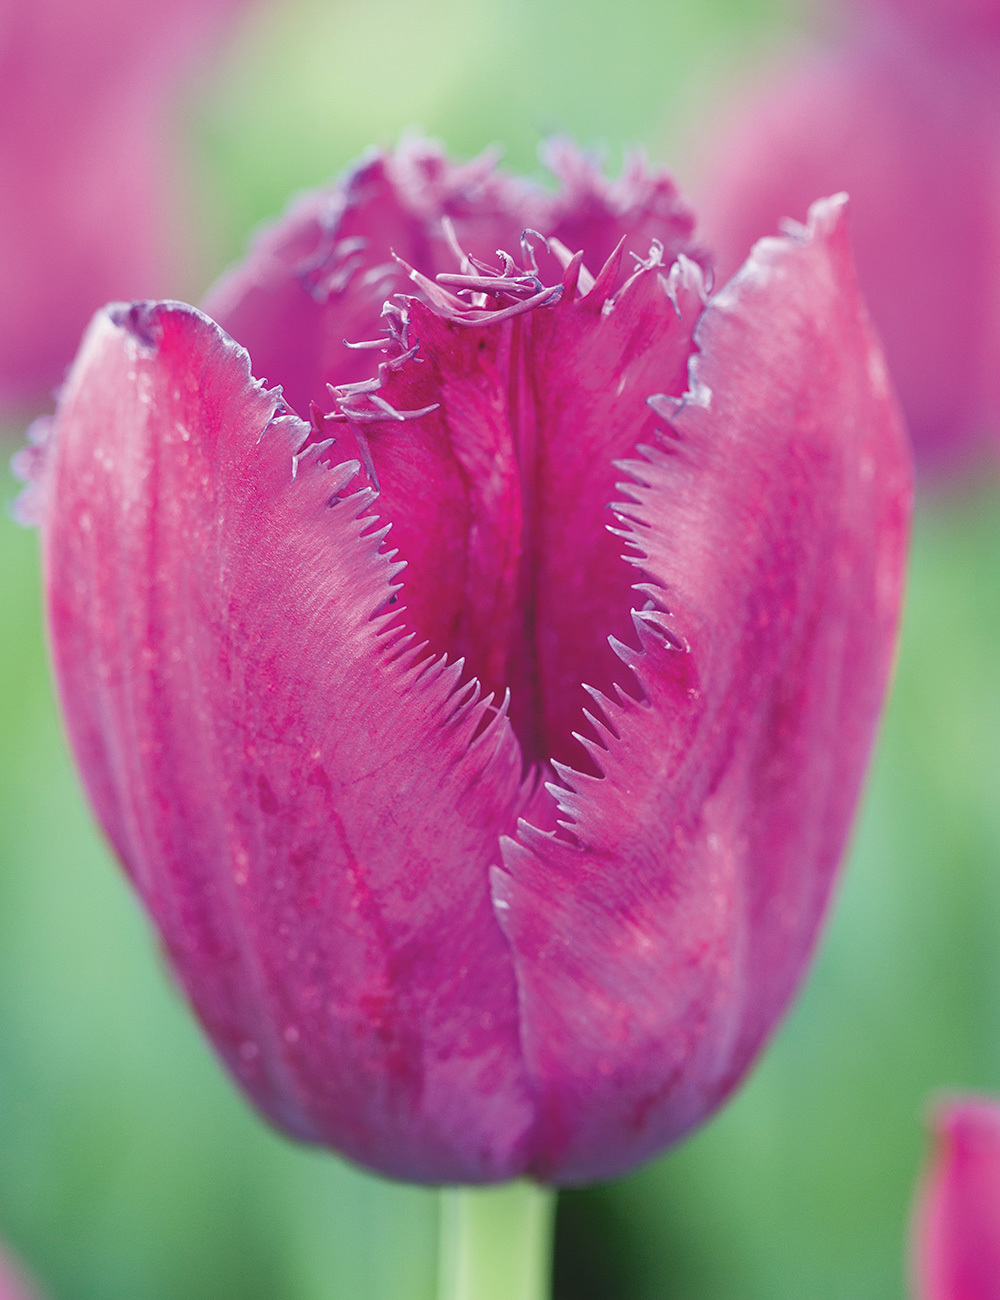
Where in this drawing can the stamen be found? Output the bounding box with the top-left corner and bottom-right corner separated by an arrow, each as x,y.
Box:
392,252 -> 468,311
441,216 -> 474,274
445,284 -> 562,326
326,402 -> 440,423
520,229 -> 549,277
343,337 -> 389,350
351,427 -> 379,490
436,272 -> 543,298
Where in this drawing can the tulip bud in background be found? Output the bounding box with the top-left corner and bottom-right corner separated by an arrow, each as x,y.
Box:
697,0 -> 1000,475
23,141 -> 911,1185
0,0 -> 248,412
911,1097 -> 1000,1300
871,0 -> 1000,43
0,1245 -> 40,1300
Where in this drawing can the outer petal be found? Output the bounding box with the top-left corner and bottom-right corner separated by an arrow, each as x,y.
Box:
697,34 -> 1000,473
0,0 -> 244,407
38,300 -> 538,1182
912,1097 -> 1000,1300
493,198 -> 912,1184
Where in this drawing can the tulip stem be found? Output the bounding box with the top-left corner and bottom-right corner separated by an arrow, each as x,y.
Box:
437,1180 -> 556,1300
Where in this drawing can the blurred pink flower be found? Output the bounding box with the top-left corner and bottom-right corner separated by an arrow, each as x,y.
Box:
0,0 -> 245,410
0,1245 -> 40,1300
912,1096 -> 1000,1299
698,3 -> 1000,474
871,0 -> 1000,43
25,143 -> 911,1184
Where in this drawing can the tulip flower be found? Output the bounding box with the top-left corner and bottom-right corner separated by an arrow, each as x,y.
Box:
0,1246 -> 40,1300
698,1 -> 1000,473
23,141 -> 911,1185
0,0 -> 246,409
911,1096 -> 1000,1299
871,0 -> 1000,44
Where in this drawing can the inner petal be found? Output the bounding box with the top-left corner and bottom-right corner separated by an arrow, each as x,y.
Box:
204,144 -> 536,419
335,246 -> 704,775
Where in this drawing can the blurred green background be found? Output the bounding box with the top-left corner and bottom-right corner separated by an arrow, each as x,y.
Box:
3,0 -> 999,1296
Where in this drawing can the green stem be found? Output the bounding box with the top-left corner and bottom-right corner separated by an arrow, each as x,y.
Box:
437,1181 -> 556,1300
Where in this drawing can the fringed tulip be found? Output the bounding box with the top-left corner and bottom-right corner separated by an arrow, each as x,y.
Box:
0,0 -> 246,409
912,1097 -> 1000,1299
698,4 -> 1000,473
22,142 -> 911,1184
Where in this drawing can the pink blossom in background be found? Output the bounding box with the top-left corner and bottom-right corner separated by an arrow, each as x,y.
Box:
698,3 -> 1000,474
24,142 -> 911,1185
0,1245 -> 40,1300
870,0 -> 1000,43
912,1097 -> 1000,1300
0,0 -> 246,411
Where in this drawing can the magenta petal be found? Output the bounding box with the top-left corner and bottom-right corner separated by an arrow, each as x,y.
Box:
335,258 -> 705,773
493,198 -> 911,1184
913,1097 -> 1000,1300
202,139 -> 704,426
539,139 -> 700,287
519,251 -> 706,769
203,143 -> 536,419
40,300 -> 538,1182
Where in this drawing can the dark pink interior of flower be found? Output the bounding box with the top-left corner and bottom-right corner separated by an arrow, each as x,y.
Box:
205,144 -> 702,774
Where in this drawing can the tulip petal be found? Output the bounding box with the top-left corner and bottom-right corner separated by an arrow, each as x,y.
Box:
913,1097 -> 1000,1300
540,138 -> 700,287
492,197 -> 912,1184
330,252 -> 705,774
202,139 -> 703,429
203,143 -> 537,420
40,300 -> 539,1182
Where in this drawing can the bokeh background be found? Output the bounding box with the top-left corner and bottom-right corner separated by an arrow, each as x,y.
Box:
2,0 -> 999,1296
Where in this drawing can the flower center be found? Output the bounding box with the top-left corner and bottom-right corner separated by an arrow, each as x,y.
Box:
309,228 -> 696,776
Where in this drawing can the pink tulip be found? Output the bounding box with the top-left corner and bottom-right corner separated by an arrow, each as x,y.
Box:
0,1246 -> 40,1300
869,0 -> 1000,44
912,1097 -> 1000,1299
0,0 -> 245,409
698,4 -> 1000,473
23,142 -> 911,1184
